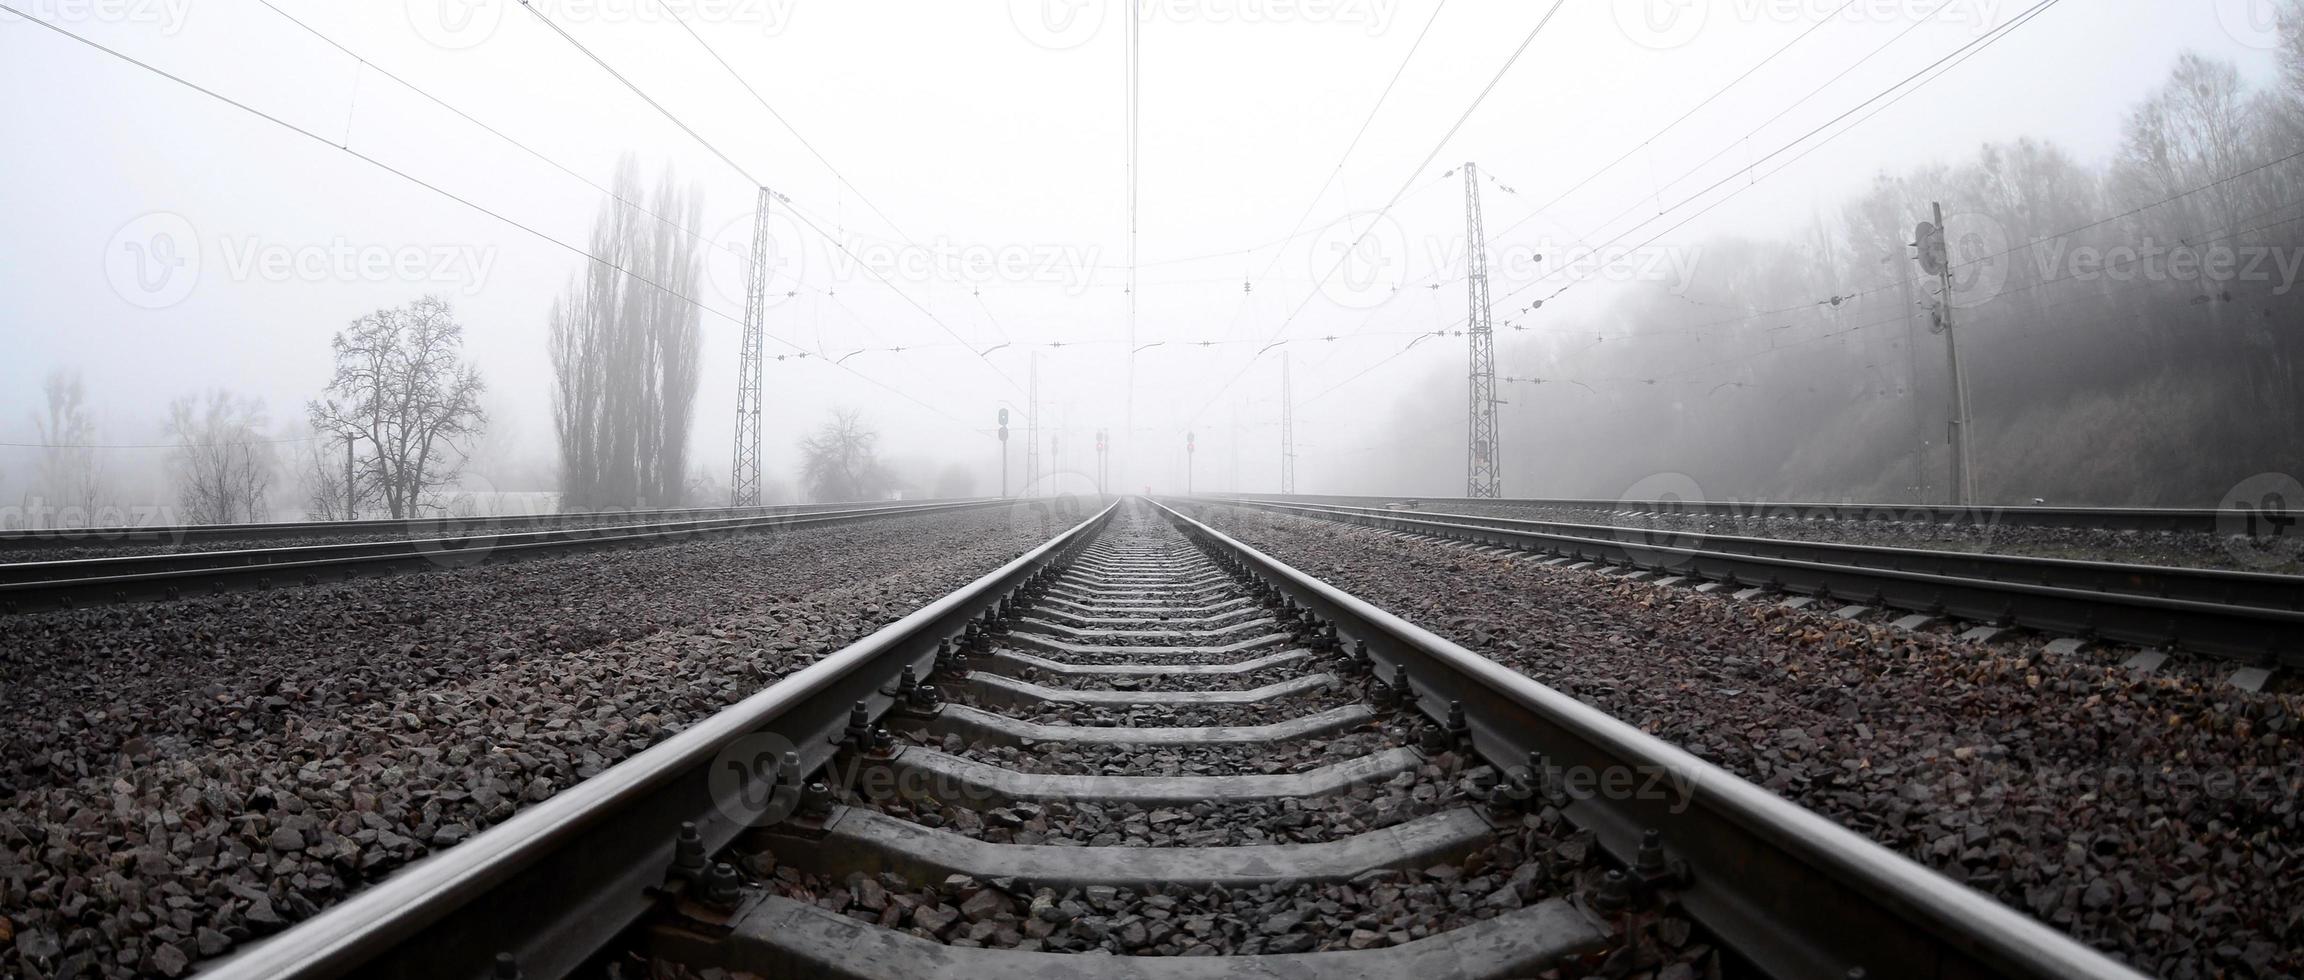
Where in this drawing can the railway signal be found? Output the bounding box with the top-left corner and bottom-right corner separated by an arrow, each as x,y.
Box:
1913,204 -> 1974,507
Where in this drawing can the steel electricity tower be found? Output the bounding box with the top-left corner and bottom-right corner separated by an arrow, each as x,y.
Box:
1463,163 -> 1501,498
730,186 -> 770,507
1280,351 -> 1297,493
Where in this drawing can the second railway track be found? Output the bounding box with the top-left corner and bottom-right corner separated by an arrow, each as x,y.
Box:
206,498 -> 2137,980
0,498 -> 1003,615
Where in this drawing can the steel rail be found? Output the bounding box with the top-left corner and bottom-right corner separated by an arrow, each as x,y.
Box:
1204,498 -> 2304,663
0,498 -> 978,552
1228,499 -> 2303,612
0,499 -> 1009,615
1150,498 -> 2146,980
1224,492 -> 2244,534
202,500 -> 1117,980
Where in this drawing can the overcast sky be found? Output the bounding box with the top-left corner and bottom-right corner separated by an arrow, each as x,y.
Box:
0,0 -> 2282,499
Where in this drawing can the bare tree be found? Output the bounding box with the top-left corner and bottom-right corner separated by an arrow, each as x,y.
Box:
27,368 -> 107,527
551,157 -> 707,510
164,390 -> 275,524
799,409 -> 892,502
309,296 -> 487,519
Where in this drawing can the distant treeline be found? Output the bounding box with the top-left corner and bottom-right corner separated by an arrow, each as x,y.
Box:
1348,27 -> 2304,507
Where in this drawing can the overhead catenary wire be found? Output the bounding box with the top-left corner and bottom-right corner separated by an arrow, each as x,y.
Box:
512,0 -> 1027,396
3,4 -> 991,437
1187,0 -> 1571,425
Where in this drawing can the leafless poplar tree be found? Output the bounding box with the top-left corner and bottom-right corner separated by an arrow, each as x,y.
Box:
27,368 -> 107,528
551,156 -> 706,510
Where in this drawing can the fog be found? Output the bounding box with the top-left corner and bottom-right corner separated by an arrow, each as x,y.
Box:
2,0 -> 2293,523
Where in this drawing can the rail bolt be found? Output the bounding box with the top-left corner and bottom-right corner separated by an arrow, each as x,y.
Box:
912,683 -> 943,710
492,952 -> 521,980
701,861 -> 744,909
1591,869 -> 1634,916
896,666 -> 919,698
1633,827 -> 1687,889
668,821 -> 708,883
841,701 -> 874,751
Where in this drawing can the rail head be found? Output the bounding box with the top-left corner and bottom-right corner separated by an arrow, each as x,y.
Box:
1152,498 -> 2145,980
1219,492 -> 2238,534
203,499 -> 1116,980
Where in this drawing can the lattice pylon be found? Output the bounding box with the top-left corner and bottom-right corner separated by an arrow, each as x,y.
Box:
731,187 -> 770,508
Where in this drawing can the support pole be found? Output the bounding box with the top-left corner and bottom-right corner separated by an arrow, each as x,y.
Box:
1464,163 -> 1501,498
730,187 -> 770,508
1934,202 -> 1975,507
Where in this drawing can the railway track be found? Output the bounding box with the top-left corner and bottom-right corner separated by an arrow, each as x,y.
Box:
1201,497 -> 2304,668
0,498 -> 1003,615
1228,492 -> 2248,534
205,498 -> 2138,980
0,498 -> 967,554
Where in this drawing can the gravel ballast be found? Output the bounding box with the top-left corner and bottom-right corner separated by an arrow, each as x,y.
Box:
0,505 -> 1061,979
1196,504 -> 2302,979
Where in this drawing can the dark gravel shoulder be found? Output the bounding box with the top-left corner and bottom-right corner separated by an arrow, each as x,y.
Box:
0,508 -> 1057,979
1198,507 -> 2304,980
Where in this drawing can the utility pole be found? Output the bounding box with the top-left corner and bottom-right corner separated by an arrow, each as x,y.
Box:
1917,204 -> 1974,506
997,407 -> 1010,498
343,432 -> 356,521
1894,256 -> 1927,503
1186,430 -> 1195,495
1095,428 -> 1109,496
1024,353 -> 1041,498
731,186 -> 770,508
1279,352 -> 1297,494
1464,163 -> 1501,498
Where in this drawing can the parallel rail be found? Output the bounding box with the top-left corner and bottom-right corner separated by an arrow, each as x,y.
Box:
0,499 -> 1009,615
213,496 -> 2144,979
1225,492 -> 2246,534
1202,498 -> 2304,664
0,498 -> 972,552
1151,499 -> 2142,980
203,501 -> 1118,979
